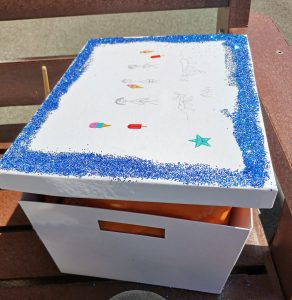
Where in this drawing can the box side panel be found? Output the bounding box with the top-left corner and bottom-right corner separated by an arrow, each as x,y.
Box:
20,201 -> 251,294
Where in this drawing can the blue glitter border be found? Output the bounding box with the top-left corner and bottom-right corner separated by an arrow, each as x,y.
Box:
0,34 -> 270,188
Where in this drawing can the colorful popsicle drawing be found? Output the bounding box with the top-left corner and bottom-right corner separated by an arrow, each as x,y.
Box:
128,124 -> 147,129
189,135 -> 211,148
150,55 -> 162,59
127,84 -> 143,89
89,122 -> 111,128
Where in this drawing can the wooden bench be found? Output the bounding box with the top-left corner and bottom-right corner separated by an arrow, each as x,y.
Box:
0,1 -> 291,299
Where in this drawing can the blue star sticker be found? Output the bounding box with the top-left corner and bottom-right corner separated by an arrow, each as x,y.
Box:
189,134 -> 211,148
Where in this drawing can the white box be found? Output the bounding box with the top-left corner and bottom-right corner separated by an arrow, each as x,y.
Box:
0,34 -> 277,293
20,195 -> 251,294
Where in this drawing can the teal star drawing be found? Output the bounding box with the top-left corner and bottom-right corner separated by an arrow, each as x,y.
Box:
189,134 -> 211,148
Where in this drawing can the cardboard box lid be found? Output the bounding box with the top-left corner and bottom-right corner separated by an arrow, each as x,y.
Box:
0,34 -> 277,208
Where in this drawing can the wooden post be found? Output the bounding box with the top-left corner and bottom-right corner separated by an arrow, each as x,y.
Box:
216,0 -> 251,34
41,65 -> 50,98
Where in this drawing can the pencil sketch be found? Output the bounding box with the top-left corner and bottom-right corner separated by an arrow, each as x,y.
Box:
128,63 -> 157,70
180,56 -> 204,81
122,79 -> 158,84
200,87 -> 212,98
220,109 -> 233,119
174,93 -> 195,119
115,97 -> 158,106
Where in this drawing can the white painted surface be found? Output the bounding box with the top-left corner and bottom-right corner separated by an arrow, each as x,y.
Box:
30,41 -> 241,170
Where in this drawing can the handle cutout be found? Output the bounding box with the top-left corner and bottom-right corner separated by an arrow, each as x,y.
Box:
98,220 -> 165,238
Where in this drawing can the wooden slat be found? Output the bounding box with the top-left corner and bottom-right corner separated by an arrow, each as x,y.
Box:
0,190 -> 29,226
261,106 -> 292,209
0,143 -> 11,154
0,231 -> 61,279
0,274 -> 284,300
272,200 -> 292,300
0,56 -> 73,107
0,123 -> 26,143
248,13 -> 292,212
228,0 -> 251,30
247,13 -> 292,299
0,0 -> 228,21
216,0 -> 251,33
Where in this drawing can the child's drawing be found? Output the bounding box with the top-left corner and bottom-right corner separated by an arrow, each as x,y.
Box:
128,63 -> 157,70
150,55 -> 162,59
127,84 -> 143,89
200,87 -> 212,98
128,123 -> 147,129
122,79 -> 158,84
89,122 -> 111,129
115,97 -> 158,106
189,134 -> 211,148
180,56 -> 204,81
220,109 -> 233,119
140,50 -> 154,54
174,93 -> 195,119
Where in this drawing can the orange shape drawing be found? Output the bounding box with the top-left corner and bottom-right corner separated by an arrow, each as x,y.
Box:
140,50 -> 154,53
127,84 -> 143,89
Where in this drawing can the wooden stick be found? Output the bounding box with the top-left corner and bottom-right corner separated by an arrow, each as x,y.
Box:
41,65 -> 50,98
